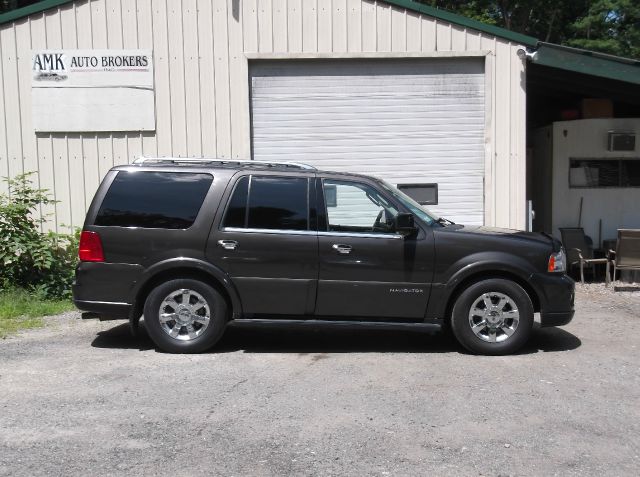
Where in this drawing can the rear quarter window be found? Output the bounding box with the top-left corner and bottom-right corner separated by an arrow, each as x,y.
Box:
95,171 -> 213,229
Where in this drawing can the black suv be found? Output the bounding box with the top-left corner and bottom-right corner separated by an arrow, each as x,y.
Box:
73,158 -> 574,355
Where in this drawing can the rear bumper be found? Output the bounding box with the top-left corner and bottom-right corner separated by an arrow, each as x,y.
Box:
529,272 -> 575,328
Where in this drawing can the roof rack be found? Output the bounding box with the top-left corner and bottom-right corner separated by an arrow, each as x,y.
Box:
133,157 -> 316,170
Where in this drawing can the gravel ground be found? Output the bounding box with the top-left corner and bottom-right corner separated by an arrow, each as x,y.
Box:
1,283 -> 639,476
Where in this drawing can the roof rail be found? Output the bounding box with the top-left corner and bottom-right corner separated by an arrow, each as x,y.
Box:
133,157 -> 316,170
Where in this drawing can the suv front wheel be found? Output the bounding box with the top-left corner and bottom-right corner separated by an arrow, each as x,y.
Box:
451,278 -> 534,355
143,279 -> 228,353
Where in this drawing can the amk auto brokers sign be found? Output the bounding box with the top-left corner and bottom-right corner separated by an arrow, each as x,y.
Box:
31,49 -> 155,132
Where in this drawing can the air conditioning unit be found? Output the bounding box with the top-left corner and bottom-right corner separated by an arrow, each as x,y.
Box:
607,131 -> 636,152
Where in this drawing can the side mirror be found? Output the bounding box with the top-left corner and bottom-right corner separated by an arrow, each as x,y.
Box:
395,213 -> 417,236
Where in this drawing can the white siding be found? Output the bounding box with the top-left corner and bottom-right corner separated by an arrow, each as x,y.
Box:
0,0 -> 527,232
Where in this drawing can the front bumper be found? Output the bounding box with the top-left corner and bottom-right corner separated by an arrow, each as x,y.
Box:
529,272 -> 575,327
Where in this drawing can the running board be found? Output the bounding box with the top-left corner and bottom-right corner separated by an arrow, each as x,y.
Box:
227,319 -> 442,333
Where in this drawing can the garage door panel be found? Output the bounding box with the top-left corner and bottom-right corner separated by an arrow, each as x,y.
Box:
250,58 -> 485,225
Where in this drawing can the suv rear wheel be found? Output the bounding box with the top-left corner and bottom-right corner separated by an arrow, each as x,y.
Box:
143,279 -> 228,353
451,278 -> 533,355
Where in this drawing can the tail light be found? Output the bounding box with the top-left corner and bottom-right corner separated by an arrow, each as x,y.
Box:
78,231 -> 105,262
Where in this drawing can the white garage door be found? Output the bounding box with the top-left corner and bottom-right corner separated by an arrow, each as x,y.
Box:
250,58 -> 486,225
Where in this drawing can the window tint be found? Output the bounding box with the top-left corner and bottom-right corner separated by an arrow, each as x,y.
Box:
95,171 -> 212,229
569,158 -> 640,188
223,176 -> 249,227
323,180 -> 398,233
248,177 -> 308,230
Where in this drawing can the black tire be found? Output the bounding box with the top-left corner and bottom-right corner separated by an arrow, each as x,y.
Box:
143,279 -> 228,353
451,279 -> 533,355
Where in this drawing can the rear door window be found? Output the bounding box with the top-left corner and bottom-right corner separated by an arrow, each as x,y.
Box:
223,175 -> 309,231
95,171 -> 213,229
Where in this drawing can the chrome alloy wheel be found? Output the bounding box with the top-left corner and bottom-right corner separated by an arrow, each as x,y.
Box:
468,292 -> 520,343
158,289 -> 211,341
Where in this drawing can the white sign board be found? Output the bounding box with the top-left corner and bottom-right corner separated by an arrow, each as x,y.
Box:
31,49 -> 155,132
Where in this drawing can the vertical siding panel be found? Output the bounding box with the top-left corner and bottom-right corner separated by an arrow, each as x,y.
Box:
466,30 -> 481,51
0,29 -> 9,196
361,0 -> 376,51
494,40 -> 511,227
43,12 -> 69,232
421,16 -> 436,51
81,135 -> 100,210
51,134 -> 71,232
183,0 -> 202,156
111,132 -> 128,165
317,0 -> 332,52
66,136 -> 85,227
257,0 -> 273,53
481,35 -> 496,225
511,45 -> 527,228
152,0 -> 172,155
406,11 -> 420,51
287,0 -> 303,53
16,20 -> 35,179
228,0 -> 248,158
197,0 -> 217,156
2,26 -> 23,179
127,134 -> 143,163
121,0 -> 139,48
375,2 -> 391,52
451,25 -> 466,50
59,5 -> 77,47
212,0 -> 231,157
436,21 -> 451,51
74,2 -> 92,49
136,0 -> 157,155
302,0 -> 317,52
167,0 -> 187,156
37,135 -> 57,230
105,0 -> 124,48
91,0 -> 108,48
272,0 -> 287,52
97,133 -> 113,180
332,0 -> 347,53
346,0 -> 361,52
242,0 -> 258,52
390,7 -> 406,52
28,16 -> 49,225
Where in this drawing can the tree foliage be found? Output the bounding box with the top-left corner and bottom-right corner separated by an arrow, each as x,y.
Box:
420,0 -> 639,58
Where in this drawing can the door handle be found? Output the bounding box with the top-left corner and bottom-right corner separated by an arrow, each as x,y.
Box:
218,240 -> 238,251
332,244 -> 352,255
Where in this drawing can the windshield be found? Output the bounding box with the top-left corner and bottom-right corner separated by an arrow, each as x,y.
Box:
378,180 -> 440,227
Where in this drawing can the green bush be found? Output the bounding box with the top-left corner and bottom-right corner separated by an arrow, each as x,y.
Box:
0,173 -> 78,299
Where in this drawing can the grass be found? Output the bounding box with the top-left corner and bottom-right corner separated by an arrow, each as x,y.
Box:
0,288 -> 74,338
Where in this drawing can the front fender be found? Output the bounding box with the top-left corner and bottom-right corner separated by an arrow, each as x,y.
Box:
128,257 -> 243,317
425,252 -> 539,320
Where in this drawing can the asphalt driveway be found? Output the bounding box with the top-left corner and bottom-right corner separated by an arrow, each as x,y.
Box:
1,284 -> 639,476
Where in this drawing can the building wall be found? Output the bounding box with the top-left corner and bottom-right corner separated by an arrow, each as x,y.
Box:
549,118 -> 640,244
0,0 -> 527,232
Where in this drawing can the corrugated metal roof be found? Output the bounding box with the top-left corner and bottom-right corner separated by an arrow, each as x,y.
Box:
531,42 -> 640,86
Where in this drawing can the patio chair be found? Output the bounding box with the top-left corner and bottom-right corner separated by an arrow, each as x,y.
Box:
559,227 -> 608,284
607,229 -> 640,284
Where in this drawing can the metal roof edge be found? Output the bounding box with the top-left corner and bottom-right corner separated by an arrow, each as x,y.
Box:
0,0 -> 73,25
383,0 -> 539,47
532,42 -> 640,86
